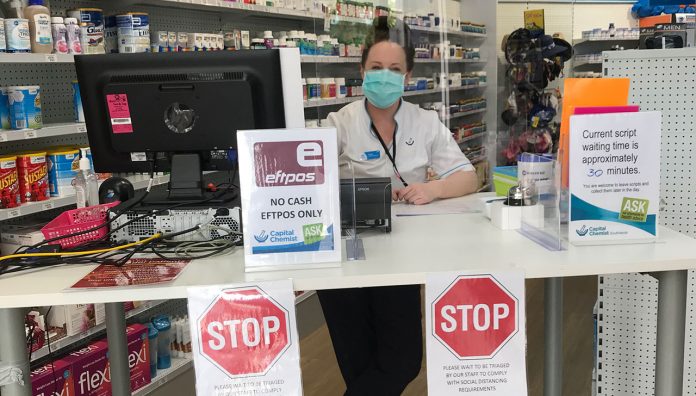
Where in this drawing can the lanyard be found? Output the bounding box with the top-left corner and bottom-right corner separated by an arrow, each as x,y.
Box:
371,122 -> 409,187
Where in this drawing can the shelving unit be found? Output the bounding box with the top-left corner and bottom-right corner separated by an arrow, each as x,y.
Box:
303,84 -> 486,108
441,108 -> 487,121
0,53 -> 75,63
134,357 -> 194,396
0,123 -> 85,143
300,56 -> 486,64
457,131 -> 489,145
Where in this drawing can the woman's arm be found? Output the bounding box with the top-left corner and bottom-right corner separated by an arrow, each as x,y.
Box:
395,170 -> 478,205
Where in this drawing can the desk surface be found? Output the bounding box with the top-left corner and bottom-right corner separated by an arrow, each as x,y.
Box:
1,195 -> 696,308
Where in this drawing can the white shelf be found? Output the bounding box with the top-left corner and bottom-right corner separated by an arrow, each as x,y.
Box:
301,55 -> 360,63
144,0 -> 323,21
304,84 -> 486,108
574,59 -> 603,68
0,53 -> 75,63
408,24 -> 487,38
134,357 -> 193,396
414,58 -> 485,64
0,123 -> 85,143
31,300 -> 166,362
456,131 -> 489,145
0,174 -> 170,222
573,37 -> 639,45
442,107 -> 486,121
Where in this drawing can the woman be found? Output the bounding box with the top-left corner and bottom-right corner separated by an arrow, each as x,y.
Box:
317,18 -> 479,395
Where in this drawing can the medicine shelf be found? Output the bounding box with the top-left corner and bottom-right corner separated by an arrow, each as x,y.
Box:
301,55 -> 361,63
441,107 -> 486,121
133,356 -> 193,396
141,0 -> 324,21
573,59 -> 603,68
303,84 -> 486,108
573,37 -> 639,46
456,131 -> 489,145
30,300 -> 167,362
0,123 -> 86,143
0,174 -> 171,222
0,53 -> 75,63
408,25 -> 487,38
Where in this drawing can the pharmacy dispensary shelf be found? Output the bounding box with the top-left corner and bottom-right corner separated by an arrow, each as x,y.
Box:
31,301 -> 167,362
142,0 -> 324,21
457,131 -> 489,145
408,24 -> 487,38
0,174 -> 170,222
442,107 -> 486,121
0,123 -> 85,143
574,59 -> 603,68
0,53 -> 75,64
301,56 -> 486,64
134,357 -> 193,396
573,38 -> 639,46
303,84 -> 486,108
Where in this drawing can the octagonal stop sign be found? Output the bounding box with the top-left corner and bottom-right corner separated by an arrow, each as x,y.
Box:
198,287 -> 290,378
432,275 -> 518,359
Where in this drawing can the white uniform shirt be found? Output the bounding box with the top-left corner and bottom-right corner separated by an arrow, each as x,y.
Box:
326,99 -> 474,187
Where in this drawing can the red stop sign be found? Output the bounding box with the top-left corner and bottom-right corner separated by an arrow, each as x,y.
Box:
198,287 -> 290,377
432,275 -> 518,359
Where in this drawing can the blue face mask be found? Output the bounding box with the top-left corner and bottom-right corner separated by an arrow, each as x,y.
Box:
362,69 -> 405,109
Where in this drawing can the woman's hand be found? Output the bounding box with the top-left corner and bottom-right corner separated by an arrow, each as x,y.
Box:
394,183 -> 442,205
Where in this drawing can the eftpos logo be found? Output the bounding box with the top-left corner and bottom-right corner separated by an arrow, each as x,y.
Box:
254,141 -> 325,187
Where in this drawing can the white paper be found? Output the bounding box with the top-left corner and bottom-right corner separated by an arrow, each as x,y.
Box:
426,271 -> 528,396
393,196 -> 480,217
237,128 -> 342,271
187,280 -> 302,396
569,112 -> 661,245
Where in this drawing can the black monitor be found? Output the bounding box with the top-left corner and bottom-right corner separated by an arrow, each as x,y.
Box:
75,50 -> 302,201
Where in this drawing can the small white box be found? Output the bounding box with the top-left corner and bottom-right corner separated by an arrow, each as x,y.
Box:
490,202 -> 545,230
47,304 -> 105,336
1,224 -> 45,245
167,31 -> 177,51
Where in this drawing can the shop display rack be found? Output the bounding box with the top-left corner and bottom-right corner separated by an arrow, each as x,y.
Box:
301,56 -> 486,64
0,123 -> 86,143
0,53 -> 75,63
441,107 -> 486,121
303,85 -> 487,108
408,24 -> 487,38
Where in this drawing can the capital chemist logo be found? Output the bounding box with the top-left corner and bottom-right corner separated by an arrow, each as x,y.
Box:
576,225 -> 589,237
254,141 -> 325,187
254,230 -> 269,243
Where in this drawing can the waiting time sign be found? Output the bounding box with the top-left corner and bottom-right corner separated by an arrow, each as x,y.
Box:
237,128 -> 341,271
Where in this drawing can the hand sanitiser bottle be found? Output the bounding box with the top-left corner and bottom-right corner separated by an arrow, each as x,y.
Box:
73,149 -> 99,207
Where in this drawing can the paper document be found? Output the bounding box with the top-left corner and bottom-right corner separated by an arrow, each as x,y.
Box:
393,197 -> 480,217
69,258 -> 190,289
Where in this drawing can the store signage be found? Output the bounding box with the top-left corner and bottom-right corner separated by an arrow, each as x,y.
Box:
426,272 -> 528,396
569,111 -> 661,245
237,128 -> 341,271
187,280 -> 302,395
523,9 -> 545,38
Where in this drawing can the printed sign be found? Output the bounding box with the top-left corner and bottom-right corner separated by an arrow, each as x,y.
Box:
188,280 -> 302,396
426,271 -> 527,396
524,9 -> 545,38
238,128 -> 341,271
569,111 -> 661,245
105,94 -> 133,134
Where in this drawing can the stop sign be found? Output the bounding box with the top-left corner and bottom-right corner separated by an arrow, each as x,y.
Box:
197,287 -> 291,378
432,275 -> 518,360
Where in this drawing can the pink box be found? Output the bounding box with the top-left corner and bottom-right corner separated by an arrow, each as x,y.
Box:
126,324 -> 151,392
65,341 -> 110,396
31,359 -> 75,396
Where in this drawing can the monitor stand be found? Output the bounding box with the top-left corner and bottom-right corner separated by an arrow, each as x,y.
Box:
141,153 -> 238,207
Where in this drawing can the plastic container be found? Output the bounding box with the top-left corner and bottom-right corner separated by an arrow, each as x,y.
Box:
7,85 -> 42,130
301,78 -> 307,101
117,12 -> 150,54
41,202 -> 119,248
151,315 -> 172,370
67,8 -> 105,54
4,18 -> 30,53
335,77 -> 346,98
263,30 -> 273,49
73,148 -> 98,208
250,38 -> 265,50
146,323 -> 158,378
65,18 -> 82,54
51,17 -> 69,54
25,0 -> 52,54
307,77 -> 320,100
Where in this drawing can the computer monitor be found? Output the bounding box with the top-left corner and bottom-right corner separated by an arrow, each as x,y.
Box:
75,49 -> 304,200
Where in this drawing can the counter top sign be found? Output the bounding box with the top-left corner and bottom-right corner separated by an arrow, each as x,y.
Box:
426,271 -> 528,395
237,128 -> 341,271
569,111 -> 661,245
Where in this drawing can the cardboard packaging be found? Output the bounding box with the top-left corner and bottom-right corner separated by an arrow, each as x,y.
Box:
31,359 -> 75,396
47,304 -> 106,337
126,324 -> 152,392
65,341 -> 110,396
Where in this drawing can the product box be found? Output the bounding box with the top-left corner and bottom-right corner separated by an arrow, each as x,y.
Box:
47,304 -> 106,337
0,223 -> 44,245
167,31 -> 177,52
240,30 -> 250,49
187,33 -> 203,51
639,27 -> 656,49
675,14 -> 696,47
654,23 -> 687,48
176,32 -> 188,52
151,31 -> 168,52
639,14 -> 674,28
47,149 -> 79,197
126,324 -> 152,392
31,359 -> 76,396
66,341 -> 110,396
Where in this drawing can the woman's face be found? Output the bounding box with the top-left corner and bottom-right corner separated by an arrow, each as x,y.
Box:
362,41 -> 411,81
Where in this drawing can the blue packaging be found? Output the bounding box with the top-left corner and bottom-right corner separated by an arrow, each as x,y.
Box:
7,86 -> 42,130
146,323 -> 159,378
47,149 -> 79,197
72,81 -> 84,123
0,88 -> 10,130
151,315 -> 172,370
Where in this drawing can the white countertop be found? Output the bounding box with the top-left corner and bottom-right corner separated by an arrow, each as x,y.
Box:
1,195 -> 695,308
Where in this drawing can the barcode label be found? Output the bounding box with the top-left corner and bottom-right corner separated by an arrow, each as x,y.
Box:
24,130 -> 36,139
45,54 -> 57,62
111,118 -> 132,125
131,152 -> 147,162
7,209 -> 20,218
42,202 -> 54,210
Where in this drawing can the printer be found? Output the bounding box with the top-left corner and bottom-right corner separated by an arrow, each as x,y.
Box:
340,177 -> 392,232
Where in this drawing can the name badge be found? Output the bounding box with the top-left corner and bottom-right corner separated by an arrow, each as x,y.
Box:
361,150 -> 381,161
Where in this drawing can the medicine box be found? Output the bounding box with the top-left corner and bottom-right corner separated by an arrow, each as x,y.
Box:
167,32 -> 177,52
47,304 -> 106,337
0,223 -> 44,245
65,341 -> 110,396
176,32 -> 188,52
187,33 -> 204,51
126,324 -> 152,392
31,358 -> 76,396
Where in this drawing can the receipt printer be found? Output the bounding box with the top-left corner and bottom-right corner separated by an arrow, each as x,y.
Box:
340,178 -> 392,232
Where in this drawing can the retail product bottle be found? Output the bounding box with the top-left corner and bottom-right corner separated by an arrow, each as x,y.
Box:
65,17 -> 82,54
51,17 -> 68,54
73,149 -> 98,208
25,0 -> 52,54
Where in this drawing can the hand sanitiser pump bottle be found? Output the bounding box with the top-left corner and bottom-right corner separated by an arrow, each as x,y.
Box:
74,149 -> 98,208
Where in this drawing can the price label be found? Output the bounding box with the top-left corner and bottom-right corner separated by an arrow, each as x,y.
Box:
324,16 -> 331,31
7,209 -> 21,219
24,130 -> 37,139
77,125 -> 87,133
0,133 -> 7,142
45,54 -> 58,62
42,202 -> 55,211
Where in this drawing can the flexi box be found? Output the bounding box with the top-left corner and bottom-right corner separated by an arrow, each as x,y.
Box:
31,359 -> 75,396
65,341 -> 110,396
126,324 -> 151,392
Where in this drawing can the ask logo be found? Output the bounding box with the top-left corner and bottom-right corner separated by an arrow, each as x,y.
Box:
576,225 -> 589,237
254,141 -> 325,187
